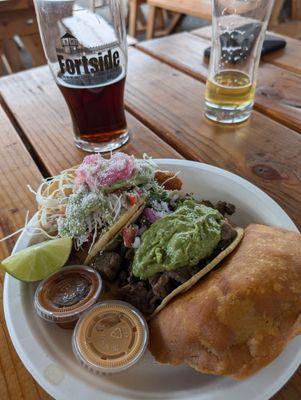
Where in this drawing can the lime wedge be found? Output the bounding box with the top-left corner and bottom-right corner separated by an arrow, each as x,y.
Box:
0,237 -> 72,282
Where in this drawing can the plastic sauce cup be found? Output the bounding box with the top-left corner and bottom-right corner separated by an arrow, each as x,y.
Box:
34,265 -> 103,329
72,301 -> 149,374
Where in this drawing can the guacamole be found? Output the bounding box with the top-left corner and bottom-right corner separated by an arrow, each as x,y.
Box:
132,200 -> 223,280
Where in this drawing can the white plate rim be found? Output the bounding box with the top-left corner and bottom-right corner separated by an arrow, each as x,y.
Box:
3,159 -> 301,400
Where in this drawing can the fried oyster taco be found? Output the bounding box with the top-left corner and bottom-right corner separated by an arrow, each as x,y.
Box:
33,152 -> 243,318
34,153 -> 164,260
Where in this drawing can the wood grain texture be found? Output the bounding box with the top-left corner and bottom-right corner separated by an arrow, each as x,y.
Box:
127,46 -> 301,399
0,65 -> 182,400
0,106 -> 52,400
0,106 -> 42,254
0,66 -> 182,399
0,66 -> 183,178
2,38 -> 24,73
292,0 -> 301,19
21,34 -> 46,67
192,26 -> 301,75
137,32 -> 301,133
0,0 -> 33,12
271,21 -> 301,40
146,4 -> 157,40
148,0 -> 212,20
125,47 -> 301,230
269,0 -> 285,27
0,9 -> 39,40
0,36 -> 300,400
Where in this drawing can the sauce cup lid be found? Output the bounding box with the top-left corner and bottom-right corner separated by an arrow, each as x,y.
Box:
72,301 -> 149,374
34,265 -> 102,323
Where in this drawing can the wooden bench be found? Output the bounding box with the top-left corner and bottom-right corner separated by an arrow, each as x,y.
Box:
145,0 -> 301,41
128,0 -> 147,38
269,0 -> 301,40
0,0 -> 137,76
128,0 -> 174,39
0,0 -> 45,75
146,0 -> 212,39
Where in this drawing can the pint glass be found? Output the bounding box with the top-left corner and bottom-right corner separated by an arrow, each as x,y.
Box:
205,0 -> 275,124
34,0 -> 128,152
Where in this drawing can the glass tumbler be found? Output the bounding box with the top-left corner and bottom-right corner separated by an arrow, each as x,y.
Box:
34,0 -> 129,152
205,0 -> 275,124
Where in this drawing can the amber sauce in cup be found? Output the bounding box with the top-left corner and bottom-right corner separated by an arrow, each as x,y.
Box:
34,266 -> 102,329
72,301 -> 148,373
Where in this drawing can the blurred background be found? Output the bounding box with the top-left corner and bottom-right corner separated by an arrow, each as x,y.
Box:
0,0 -> 298,76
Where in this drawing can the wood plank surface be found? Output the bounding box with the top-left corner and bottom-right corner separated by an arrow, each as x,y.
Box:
271,21 -> 301,41
0,106 -> 42,255
21,34 -> 46,67
292,0 -> 301,19
0,0 -> 33,12
137,32 -> 301,133
0,66 -> 183,177
0,39 -> 300,400
0,106 -> 52,400
0,9 -> 39,40
127,46 -> 301,399
126,47 -> 301,230
0,65 -> 182,400
192,26 -> 301,76
1,50 -> 299,230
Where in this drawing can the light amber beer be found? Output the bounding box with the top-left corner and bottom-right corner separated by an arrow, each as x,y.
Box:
204,0 -> 275,124
205,70 -> 256,108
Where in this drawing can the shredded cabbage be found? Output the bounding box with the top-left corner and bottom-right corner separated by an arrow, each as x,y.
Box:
0,154 -> 172,251
35,156 -> 160,249
28,168 -> 76,238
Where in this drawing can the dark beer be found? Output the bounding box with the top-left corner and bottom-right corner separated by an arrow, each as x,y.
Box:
34,0 -> 129,151
58,76 -> 127,144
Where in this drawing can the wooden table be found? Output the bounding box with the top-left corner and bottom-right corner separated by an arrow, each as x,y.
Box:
146,0 -> 212,39
0,26 -> 300,399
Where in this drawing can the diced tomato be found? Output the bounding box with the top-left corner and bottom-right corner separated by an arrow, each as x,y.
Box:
123,225 -> 138,248
127,194 -> 137,206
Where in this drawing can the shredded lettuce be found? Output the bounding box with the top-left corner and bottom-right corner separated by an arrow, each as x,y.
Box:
55,157 -> 159,249
29,154 -> 174,251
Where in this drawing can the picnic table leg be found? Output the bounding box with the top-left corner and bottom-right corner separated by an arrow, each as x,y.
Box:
268,0 -> 285,29
146,5 -> 156,39
292,0 -> 301,20
129,0 -> 139,37
166,13 -> 183,35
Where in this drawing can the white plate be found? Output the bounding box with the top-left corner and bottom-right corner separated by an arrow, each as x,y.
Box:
4,160 -> 301,400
